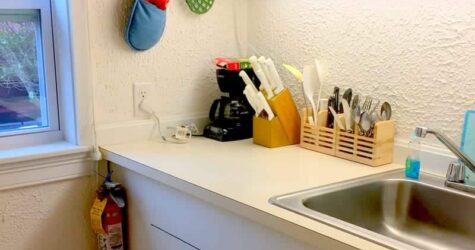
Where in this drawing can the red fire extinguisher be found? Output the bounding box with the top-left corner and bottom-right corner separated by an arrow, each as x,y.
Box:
91,170 -> 128,250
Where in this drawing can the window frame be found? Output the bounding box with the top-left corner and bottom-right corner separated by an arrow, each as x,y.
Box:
0,0 -> 94,189
0,0 -> 62,149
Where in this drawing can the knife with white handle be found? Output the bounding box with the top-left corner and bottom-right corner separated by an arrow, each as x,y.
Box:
254,68 -> 274,99
258,56 -> 276,90
342,99 -> 352,133
249,56 -> 274,99
249,56 -> 262,73
266,58 -> 285,94
239,70 -> 259,93
257,92 -> 275,120
243,86 -> 256,111
243,85 -> 262,116
329,106 -> 345,131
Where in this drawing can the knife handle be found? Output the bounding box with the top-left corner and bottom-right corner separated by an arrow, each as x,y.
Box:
327,97 -> 335,128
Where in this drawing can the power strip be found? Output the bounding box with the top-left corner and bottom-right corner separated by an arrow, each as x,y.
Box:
159,116 -> 209,136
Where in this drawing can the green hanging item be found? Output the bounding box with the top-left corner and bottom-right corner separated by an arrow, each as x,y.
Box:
186,0 -> 214,14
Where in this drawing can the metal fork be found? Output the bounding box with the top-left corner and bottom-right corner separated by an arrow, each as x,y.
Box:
362,97 -> 373,112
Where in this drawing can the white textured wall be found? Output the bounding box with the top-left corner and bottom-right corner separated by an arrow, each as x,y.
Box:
0,177 -> 96,250
0,2 -> 242,250
248,0 -> 475,146
88,0 -> 243,124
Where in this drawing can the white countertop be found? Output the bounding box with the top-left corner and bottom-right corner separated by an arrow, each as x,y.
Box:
101,138 -> 402,249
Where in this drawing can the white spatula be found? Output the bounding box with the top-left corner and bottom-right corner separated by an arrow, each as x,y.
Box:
303,65 -> 319,124
314,59 -> 324,119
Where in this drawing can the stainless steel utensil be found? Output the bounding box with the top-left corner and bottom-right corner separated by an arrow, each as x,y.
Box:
350,95 -> 360,133
327,97 -> 336,128
380,102 -> 392,121
353,105 -> 361,133
362,97 -> 373,112
333,87 -> 340,113
343,88 -> 352,103
340,88 -> 352,113
351,94 -> 360,110
359,112 -> 371,136
369,100 -> 380,116
368,111 -> 379,137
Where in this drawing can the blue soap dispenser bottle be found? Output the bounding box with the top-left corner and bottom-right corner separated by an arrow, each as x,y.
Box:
405,133 -> 421,180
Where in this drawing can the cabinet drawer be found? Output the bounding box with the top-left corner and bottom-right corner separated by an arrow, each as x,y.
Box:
150,224 -> 199,250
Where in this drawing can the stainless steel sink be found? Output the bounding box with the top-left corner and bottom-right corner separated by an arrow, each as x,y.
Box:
270,170 -> 475,250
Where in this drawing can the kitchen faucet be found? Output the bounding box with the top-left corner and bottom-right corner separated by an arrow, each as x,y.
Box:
415,127 -> 475,194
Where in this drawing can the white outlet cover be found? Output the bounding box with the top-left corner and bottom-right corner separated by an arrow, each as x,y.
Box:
133,82 -> 153,118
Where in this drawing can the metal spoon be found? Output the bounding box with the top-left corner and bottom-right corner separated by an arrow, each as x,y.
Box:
380,102 -> 392,121
340,88 -> 353,113
359,112 -> 371,137
351,94 -> 360,110
343,88 -> 353,104
369,111 -> 379,137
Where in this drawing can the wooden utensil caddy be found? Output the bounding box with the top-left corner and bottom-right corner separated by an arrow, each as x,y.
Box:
300,108 -> 395,166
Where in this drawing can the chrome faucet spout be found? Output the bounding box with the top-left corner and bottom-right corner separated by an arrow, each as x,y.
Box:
414,127 -> 475,173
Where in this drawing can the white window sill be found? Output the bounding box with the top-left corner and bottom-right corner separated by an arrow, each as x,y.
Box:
0,141 -> 89,165
0,142 -> 92,190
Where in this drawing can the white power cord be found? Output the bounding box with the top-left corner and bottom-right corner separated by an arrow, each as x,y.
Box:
138,97 -> 193,144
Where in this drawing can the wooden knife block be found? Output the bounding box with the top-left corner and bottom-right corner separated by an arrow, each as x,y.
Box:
253,88 -> 301,148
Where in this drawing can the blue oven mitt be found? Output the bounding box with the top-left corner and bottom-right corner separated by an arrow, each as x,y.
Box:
125,0 -> 167,51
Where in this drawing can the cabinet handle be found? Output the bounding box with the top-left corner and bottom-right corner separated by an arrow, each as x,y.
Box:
151,224 -> 201,250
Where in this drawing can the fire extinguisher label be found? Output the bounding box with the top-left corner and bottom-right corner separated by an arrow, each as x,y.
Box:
90,198 -> 107,235
108,224 -> 124,250
98,223 -> 124,250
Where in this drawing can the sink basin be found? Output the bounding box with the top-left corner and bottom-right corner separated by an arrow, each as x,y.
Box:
270,170 -> 475,250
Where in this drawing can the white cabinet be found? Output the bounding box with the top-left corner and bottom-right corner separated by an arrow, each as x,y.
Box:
111,163 -> 352,250
150,224 -> 198,250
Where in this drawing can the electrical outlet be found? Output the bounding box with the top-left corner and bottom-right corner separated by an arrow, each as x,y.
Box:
133,82 -> 153,118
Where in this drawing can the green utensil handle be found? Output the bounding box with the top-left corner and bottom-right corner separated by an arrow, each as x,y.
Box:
186,0 -> 214,14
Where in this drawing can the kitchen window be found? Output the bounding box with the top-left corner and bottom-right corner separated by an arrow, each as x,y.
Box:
0,0 -> 61,148
0,0 -> 92,189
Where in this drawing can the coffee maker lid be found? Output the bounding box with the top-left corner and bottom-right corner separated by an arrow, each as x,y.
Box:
216,69 -> 260,96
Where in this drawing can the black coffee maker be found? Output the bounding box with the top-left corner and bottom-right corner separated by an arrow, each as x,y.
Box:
204,69 -> 260,141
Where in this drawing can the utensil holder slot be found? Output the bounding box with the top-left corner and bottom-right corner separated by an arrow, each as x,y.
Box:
300,108 -> 395,167
300,110 -> 336,155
